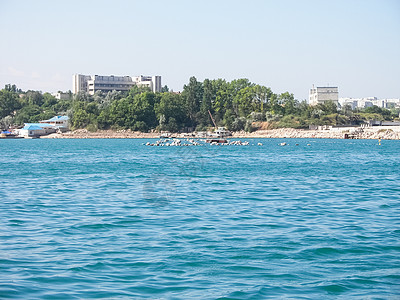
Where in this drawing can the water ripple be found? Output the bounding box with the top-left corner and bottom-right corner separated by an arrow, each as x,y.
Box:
1,138 -> 399,298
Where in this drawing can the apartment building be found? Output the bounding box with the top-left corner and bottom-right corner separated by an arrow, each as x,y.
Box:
339,97 -> 400,109
73,74 -> 162,95
309,85 -> 339,106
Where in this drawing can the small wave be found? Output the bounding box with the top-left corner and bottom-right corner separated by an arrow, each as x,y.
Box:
298,247 -> 342,257
318,283 -> 349,294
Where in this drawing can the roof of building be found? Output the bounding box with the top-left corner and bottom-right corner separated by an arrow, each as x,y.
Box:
22,123 -> 55,130
47,115 -> 69,122
22,125 -> 44,131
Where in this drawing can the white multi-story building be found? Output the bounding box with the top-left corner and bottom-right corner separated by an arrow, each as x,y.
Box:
72,74 -> 162,95
73,74 -> 91,94
338,97 -> 400,109
133,75 -> 162,93
309,85 -> 339,106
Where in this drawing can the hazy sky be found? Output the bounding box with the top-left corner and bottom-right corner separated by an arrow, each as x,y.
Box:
0,0 -> 399,100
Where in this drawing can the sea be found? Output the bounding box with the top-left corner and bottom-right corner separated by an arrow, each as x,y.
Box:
1,138 -> 399,299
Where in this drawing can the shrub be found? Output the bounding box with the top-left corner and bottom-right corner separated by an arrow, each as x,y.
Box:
265,112 -> 281,122
249,112 -> 265,122
244,120 -> 255,132
230,117 -> 246,131
86,123 -> 98,132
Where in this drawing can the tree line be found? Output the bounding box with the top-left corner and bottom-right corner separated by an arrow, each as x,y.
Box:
1,79 -> 399,132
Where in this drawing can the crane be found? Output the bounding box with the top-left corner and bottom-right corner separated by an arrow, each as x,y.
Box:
208,110 -> 217,129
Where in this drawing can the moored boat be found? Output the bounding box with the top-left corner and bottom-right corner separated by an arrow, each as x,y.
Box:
205,138 -> 228,144
0,131 -> 23,139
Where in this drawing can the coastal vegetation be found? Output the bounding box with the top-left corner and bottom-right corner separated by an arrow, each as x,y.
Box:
1,79 -> 399,132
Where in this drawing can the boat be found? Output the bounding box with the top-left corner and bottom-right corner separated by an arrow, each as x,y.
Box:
214,127 -> 232,138
205,138 -> 228,144
207,110 -> 232,138
0,131 -> 23,139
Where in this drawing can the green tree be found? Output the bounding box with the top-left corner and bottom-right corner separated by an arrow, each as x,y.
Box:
0,87 -> 20,119
223,108 -> 235,129
230,79 -> 254,116
341,104 -> 353,117
199,78 -> 215,126
212,79 -> 232,123
70,101 -> 100,129
230,78 -> 254,94
229,116 -> 245,131
160,85 -> 169,93
128,85 -> 151,98
269,93 -> 284,116
130,92 -> 157,130
155,92 -> 186,131
316,101 -> 338,115
74,91 -> 92,102
298,100 -> 311,118
4,84 -> 18,93
364,105 -> 391,120
279,92 -> 297,115
43,93 -> 58,108
182,76 -> 203,127
14,105 -> 42,125
234,86 -> 256,117
24,91 -> 44,106
253,85 -> 273,112
102,91 -> 156,131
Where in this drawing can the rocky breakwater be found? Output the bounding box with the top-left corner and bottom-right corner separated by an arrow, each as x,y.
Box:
232,128 -> 343,139
358,127 -> 400,140
232,127 -> 400,140
41,129 -> 159,139
41,127 -> 400,140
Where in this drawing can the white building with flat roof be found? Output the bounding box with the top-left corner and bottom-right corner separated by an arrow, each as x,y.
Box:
309,85 -> 339,106
73,74 -> 162,95
51,92 -> 71,100
339,97 -> 400,109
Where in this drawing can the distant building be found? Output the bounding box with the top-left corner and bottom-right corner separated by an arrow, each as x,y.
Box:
17,116 -> 69,138
339,99 -> 358,110
309,85 -> 339,106
39,116 -> 69,132
72,74 -> 162,95
51,92 -> 71,100
18,123 -> 56,138
339,97 -> 400,109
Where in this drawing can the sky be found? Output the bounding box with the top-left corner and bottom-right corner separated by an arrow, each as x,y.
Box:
0,0 -> 399,100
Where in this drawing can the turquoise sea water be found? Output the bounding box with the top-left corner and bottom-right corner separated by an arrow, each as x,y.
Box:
1,138 -> 399,299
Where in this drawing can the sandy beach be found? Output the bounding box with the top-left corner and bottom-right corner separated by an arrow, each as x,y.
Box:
40,126 -> 400,140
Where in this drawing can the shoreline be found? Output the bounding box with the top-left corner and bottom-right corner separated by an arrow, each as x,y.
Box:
39,126 -> 400,140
